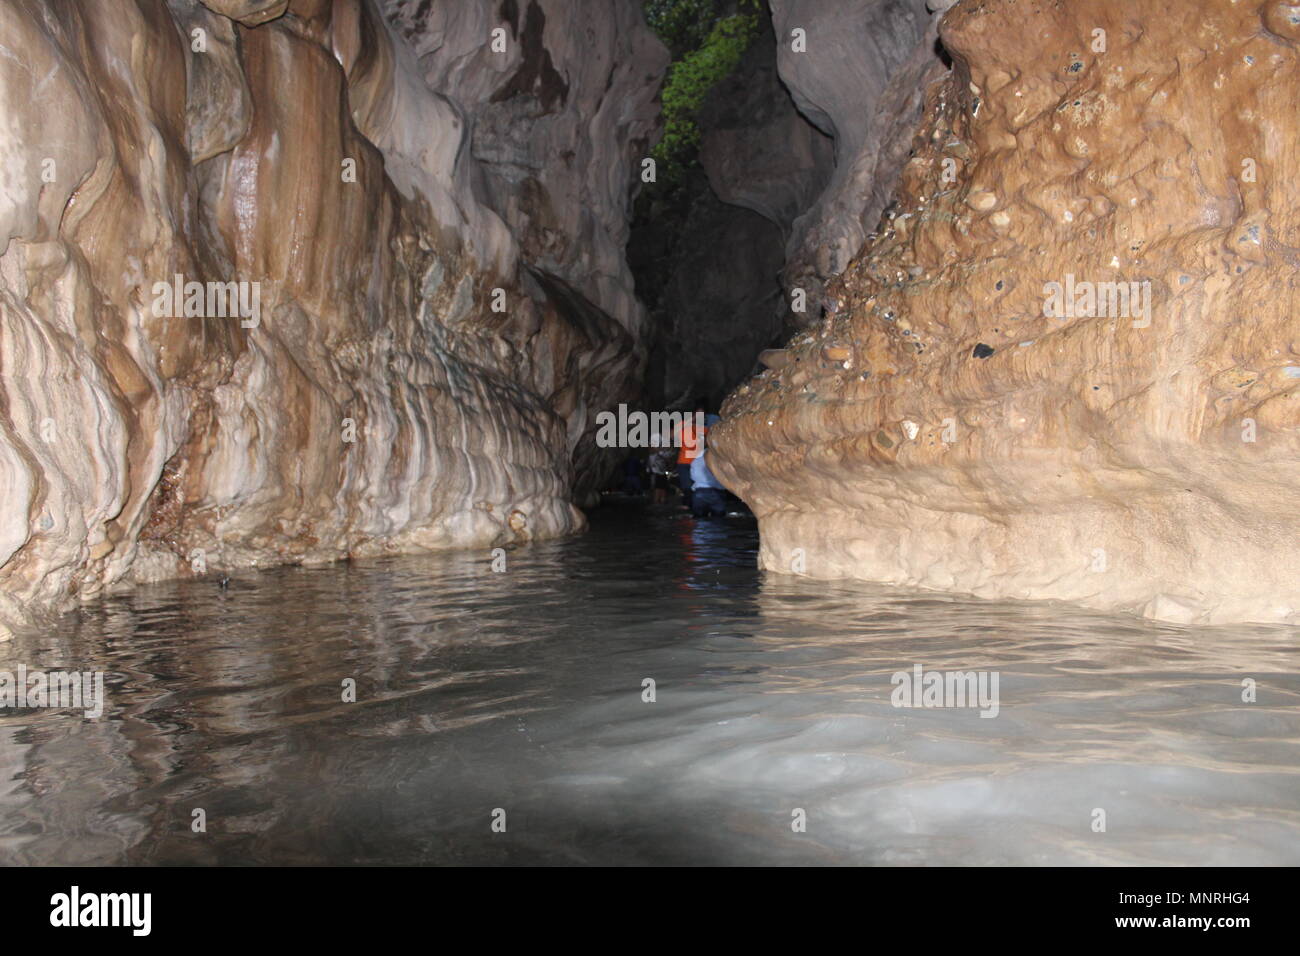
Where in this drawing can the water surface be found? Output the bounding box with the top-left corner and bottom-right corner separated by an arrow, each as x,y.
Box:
2,503 -> 1298,865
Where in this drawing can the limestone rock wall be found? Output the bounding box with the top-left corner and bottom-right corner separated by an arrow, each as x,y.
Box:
640,0 -> 943,414
768,0 -> 944,319
636,15 -> 827,411
698,18 -> 833,246
0,0 -> 665,626
382,0 -> 668,499
713,0 -> 1300,624
644,183 -> 787,410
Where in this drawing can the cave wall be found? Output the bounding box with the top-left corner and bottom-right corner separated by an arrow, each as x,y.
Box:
636,0 -> 944,410
697,16 -> 833,243
383,0 -> 668,496
0,0 -> 666,625
713,0 -> 1300,624
768,0 -> 944,320
645,182 -> 786,410
635,15 -> 825,412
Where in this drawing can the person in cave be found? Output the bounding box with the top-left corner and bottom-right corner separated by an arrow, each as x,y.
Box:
675,397 -> 709,510
647,441 -> 675,505
689,439 -> 727,518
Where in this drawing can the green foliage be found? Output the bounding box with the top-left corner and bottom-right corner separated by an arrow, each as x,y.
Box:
642,0 -> 762,186
652,13 -> 760,184
644,0 -> 723,59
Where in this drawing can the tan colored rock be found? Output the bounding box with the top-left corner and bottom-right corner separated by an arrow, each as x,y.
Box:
0,0 -> 663,626
759,349 -> 792,371
713,0 -> 1300,625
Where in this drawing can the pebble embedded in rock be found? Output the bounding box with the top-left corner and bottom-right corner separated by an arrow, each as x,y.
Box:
760,349 -> 792,370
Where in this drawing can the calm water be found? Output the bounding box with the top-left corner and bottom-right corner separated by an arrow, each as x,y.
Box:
1,503 -> 1298,865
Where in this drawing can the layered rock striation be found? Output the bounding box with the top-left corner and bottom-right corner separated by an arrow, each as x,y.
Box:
0,0 -> 665,626
713,0 -> 1300,624
383,0 -> 668,498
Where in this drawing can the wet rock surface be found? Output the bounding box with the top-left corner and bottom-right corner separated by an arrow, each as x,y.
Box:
712,0 -> 1300,624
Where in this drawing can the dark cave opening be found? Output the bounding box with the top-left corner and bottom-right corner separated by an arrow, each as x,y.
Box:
626,0 -> 947,416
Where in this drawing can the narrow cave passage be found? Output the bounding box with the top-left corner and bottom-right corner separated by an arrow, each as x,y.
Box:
0,0 -> 1298,888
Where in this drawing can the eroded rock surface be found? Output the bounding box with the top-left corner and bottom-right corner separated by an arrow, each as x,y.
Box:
769,0 -> 944,319
639,0 -> 943,413
713,0 -> 1300,624
0,0 -> 665,626
384,0 -> 668,498
698,21 -> 833,244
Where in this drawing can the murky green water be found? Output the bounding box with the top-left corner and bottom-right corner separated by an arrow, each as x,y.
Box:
2,502 -> 1298,865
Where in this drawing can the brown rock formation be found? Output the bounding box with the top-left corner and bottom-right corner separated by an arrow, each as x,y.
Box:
713,0 -> 1300,624
0,0 -> 665,626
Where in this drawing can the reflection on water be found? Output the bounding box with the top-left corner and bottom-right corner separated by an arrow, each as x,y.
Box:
1,503 -> 1298,865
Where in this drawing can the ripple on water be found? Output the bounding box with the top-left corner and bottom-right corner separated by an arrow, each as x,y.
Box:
0,502 -> 1297,865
